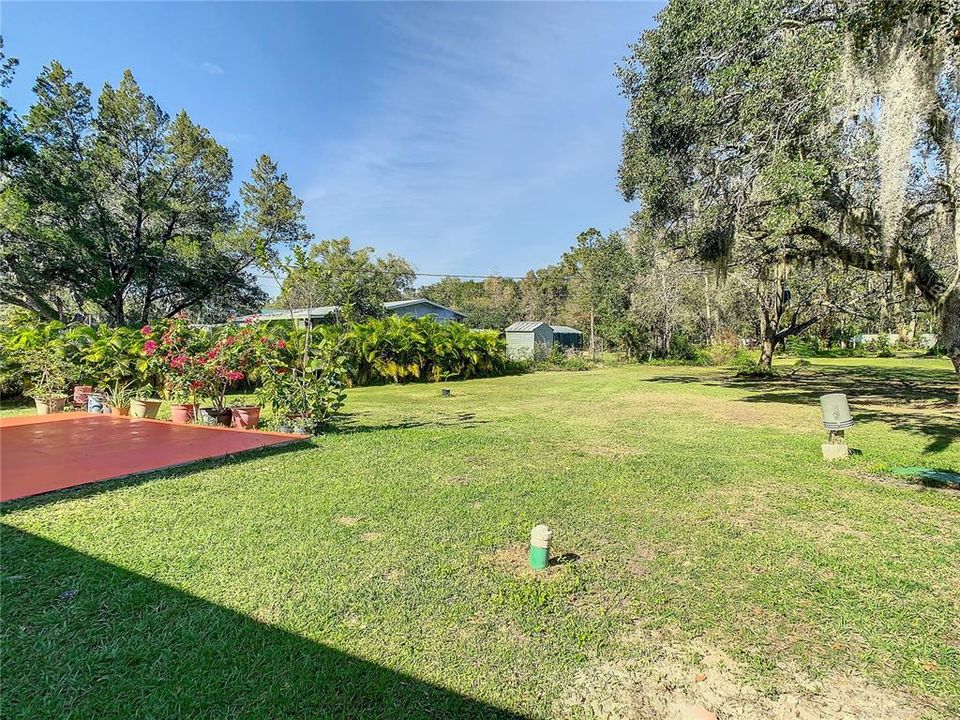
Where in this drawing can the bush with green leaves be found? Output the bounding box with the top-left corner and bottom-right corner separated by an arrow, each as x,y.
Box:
344,316 -> 509,385
0,319 -> 87,397
256,325 -> 347,433
532,345 -> 594,372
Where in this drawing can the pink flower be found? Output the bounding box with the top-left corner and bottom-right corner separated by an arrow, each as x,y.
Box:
226,370 -> 245,382
243,318 -> 253,325
223,336 -> 236,346
276,339 -> 287,349
189,380 -> 204,390
143,340 -> 157,356
260,336 -> 270,345
170,355 -> 188,369
207,348 -> 220,360
140,325 -> 153,336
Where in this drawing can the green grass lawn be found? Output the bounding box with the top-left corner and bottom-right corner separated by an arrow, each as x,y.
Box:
2,358 -> 958,718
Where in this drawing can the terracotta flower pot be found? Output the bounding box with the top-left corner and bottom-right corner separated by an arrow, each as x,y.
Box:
73,385 -> 94,408
35,396 -> 67,415
130,398 -> 162,419
230,405 -> 261,429
199,407 -> 232,427
170,403 -> 196,424
110,405 -> 130,417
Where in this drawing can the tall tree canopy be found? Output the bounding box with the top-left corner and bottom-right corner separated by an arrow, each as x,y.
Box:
619,0 -> 960,378
0,61 -> 302,325
279,237 -> 416,322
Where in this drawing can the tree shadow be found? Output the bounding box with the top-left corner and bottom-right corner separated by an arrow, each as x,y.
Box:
0,525 -> 526,719
333,411 -> 490,435
0,441 -> 311,515
644,364 -> 959,452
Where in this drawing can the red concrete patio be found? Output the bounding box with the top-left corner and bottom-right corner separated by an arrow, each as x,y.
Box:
0,413 -> 307,502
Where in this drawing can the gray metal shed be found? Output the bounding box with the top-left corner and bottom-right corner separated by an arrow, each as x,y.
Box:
549,325 -> 583,350
505,321 -> 554,359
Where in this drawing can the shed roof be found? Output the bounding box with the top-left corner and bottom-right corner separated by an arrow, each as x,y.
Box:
384,299 -> 466,318
549,325 -> 582,335
505,321 -> 550,332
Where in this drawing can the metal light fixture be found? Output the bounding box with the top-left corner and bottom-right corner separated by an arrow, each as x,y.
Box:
819,393 -> 853,461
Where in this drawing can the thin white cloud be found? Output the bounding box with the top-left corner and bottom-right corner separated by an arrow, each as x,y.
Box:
302,3 -> 650,275
201,61 -> 225,76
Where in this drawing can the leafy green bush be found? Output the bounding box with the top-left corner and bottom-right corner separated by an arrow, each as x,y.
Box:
345,316 -> 509,385
532,345 -> 594,372
0,320 -> 87,398
784,335 -> 821,357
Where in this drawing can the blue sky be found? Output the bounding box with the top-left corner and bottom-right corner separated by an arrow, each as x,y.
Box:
4,1 -> 661,291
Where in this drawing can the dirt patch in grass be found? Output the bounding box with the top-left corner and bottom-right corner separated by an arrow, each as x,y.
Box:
360,531 -> 383,542
334,516 -> 363,526
554,629 -> 934,720
626,543 -> 658,578
615,391 -> 817,434
484,542 -> 569,582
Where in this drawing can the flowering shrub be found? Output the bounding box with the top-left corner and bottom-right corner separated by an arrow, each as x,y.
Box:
193,326 -> 261,409
141,320 -> 211,404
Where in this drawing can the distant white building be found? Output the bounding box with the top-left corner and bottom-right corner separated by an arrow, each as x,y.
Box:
849,332 -> 938,349
850,333 -> 900,347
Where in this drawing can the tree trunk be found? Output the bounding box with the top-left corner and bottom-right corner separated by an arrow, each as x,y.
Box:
940,285 -> 960,403
589,306 -> 596,360
703,274 -> 713,343
758,315 -> 776,368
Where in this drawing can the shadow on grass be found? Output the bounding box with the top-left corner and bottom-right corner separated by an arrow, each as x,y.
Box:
644,363 -> 959,453
0,525 -> 525,719
0,441 -> 311,515
333,411 -> 490,435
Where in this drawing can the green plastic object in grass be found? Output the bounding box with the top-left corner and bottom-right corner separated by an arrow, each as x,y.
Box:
529,524 -> 552,571
889,467 -> 960,487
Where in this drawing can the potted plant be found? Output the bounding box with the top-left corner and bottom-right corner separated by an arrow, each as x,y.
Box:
103,380 -> 134,416
147,320 -> 206,424
86,391 -> 107,413
80,325 -> 142,416
195,331 -> 256,427
130,385 -> 163,419
21,344 -> 72,415
230,395 -> 261,430
258,329 -> 347,435
131,327 -> 164,418
72,385 -> 94,409
164,367 -> 201,424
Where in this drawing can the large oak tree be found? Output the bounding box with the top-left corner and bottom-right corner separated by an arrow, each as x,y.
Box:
619,0 -> 960,387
